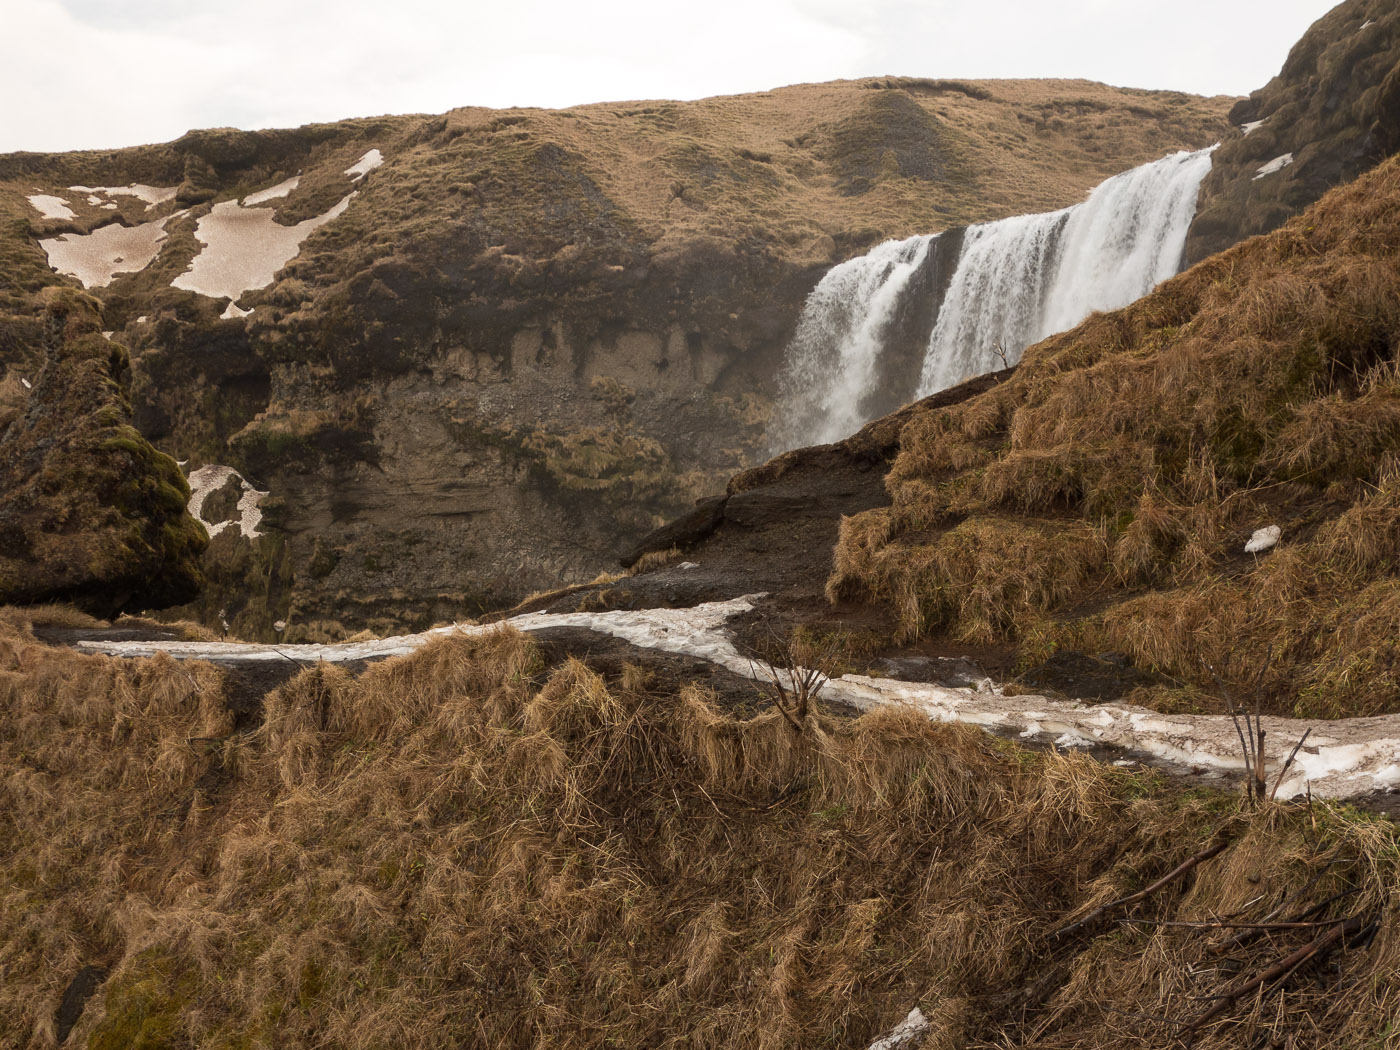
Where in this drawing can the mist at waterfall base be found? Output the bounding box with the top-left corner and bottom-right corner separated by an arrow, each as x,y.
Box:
771,146 -> 1217,450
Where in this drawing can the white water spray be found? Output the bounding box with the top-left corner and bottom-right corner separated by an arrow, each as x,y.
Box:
920,146 -> 1216,393
771,234 -> 934,447
774,147 -> 1216,448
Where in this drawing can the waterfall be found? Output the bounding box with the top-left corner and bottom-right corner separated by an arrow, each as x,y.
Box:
773,146 -> 1216,449
769,234 -> 935,448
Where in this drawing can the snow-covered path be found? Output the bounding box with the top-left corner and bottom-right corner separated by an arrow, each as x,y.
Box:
75,595 -> 1400,802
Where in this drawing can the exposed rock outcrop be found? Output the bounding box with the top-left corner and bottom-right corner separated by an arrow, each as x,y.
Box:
1185,0 -> 1400,263
0,290 -> 205,615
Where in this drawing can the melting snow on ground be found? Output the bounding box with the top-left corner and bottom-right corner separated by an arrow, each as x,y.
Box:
242,177 -> 300,206
75,594 -> 1400,802
1245,524 -> 1281,553
27,194 -> 75,220
70,183 -> 178,210
866,1008 -> 928,1050
345,149 -> 383,180
1240,120 -> 1266,136
38,215 -> 180,288
1254,153 -> 1295,180
221,302 -> 251,320
171,193 -> 354,300
186,465 -> 268,539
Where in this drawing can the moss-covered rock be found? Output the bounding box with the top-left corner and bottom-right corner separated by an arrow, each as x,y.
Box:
1185,0 -> 1400,263
0,289 -> 205,615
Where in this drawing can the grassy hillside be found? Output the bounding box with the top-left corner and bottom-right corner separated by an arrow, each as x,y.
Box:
1,611 -> 1395,1049
828,151 -> 1400,720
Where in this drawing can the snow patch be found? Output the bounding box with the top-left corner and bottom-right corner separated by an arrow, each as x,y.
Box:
221,302 -> 251,320
345,149 -> 383,180
20,378 -> 31,390
1361,19 -> 1375,29
1240,120 -> 1266,136
867,1007 -> 929,1050
186,465 -> 268,539
1245,524 -> 1281,554
27,194 -> 75,220
70,183 -> 178,210
171,193 -> 355,300
1254,154 -> 1294,180
242,176 -> 300,206
38,215 -> 179,288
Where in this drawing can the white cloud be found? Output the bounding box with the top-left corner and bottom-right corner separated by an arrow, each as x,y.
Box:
2,0 -> 1342,154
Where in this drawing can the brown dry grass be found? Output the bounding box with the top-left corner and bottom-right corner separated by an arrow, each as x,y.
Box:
1,623 -> 1397,1048
830,152 -> 1400,717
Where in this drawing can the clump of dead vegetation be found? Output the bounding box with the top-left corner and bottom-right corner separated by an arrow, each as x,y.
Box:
1,620 -> 1397,1048
830,152 -> 1400,718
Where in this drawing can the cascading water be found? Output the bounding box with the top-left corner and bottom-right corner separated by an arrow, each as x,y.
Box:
919,146 -> 1216,394
769,234 -> 935,448
773,146 -> 1217,450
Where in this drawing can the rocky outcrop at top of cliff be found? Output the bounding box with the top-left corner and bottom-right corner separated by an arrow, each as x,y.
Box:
0,79 -> 1231,639
1185,0 -> 1400,264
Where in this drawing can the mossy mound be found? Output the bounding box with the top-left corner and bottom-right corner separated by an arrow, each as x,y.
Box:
0,289 -> 205,615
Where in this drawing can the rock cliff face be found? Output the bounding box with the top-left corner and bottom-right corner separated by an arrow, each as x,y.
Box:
1185,0 -> 1400,264
0,290 -> 205,615
0,80 -> 1231,637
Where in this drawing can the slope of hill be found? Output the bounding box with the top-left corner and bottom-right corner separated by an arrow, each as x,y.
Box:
0,80 -> 1232,633
587,150 -> 1400,723
1,611 -> 1395,1048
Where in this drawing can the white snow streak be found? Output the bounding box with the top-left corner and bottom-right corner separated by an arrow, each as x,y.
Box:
345,149 -> 384,179
38,216 -> 177,288
1244,524 -> 1281,553
866,1008 -> 929,1050
242,176 -> 300,206
74,594 -> 1400,801
171,193 -> 354,300
1254,153 -> 1294,180
70,183 -> 178,209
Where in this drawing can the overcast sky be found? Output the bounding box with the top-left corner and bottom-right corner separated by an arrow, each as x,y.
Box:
4,0 -> 1341,154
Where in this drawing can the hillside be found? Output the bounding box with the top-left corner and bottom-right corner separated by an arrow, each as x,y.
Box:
2,608 -> 1396,1049
0,80 -> 1232,634
581,147 -> 1400,726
